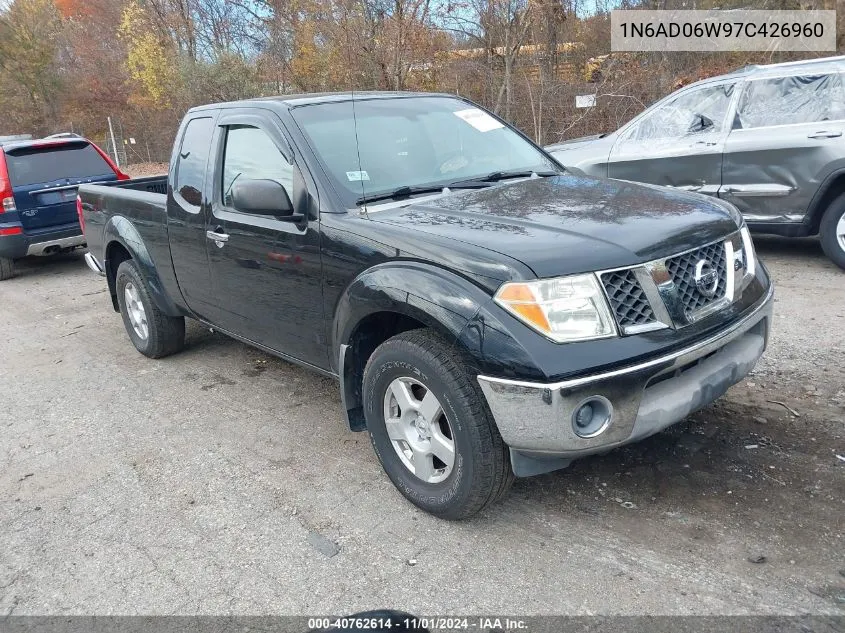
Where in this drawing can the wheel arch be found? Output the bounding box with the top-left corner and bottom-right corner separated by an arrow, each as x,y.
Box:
333,262 -> 494,431
103,216 -> 183,317
807,169 -> 845,235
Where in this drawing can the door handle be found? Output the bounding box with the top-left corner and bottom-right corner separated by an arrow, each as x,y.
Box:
808,131 -> 842,139
206,229 -> 229,244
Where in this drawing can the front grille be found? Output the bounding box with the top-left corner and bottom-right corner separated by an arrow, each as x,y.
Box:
601,269 -> 656,329
665,241 -> 727,315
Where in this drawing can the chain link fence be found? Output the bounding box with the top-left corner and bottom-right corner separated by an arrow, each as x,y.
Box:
60,117 -> 175,171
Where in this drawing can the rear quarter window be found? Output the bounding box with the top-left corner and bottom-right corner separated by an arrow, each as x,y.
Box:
736,73 -> 845,128
5,143 -> 113,187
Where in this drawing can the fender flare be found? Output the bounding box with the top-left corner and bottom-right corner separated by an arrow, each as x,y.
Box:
332,261 -> 496,361
332,261 -> 497,430
103,215 -> 183,317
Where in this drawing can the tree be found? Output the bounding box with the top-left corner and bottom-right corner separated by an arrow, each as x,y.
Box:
119,0 -> 181,108
0,0 -> 63,134
59,0 -> 131,137
441,0 -> 534,121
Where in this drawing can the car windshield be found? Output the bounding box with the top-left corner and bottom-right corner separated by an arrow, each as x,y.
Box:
291,96 -> 560,207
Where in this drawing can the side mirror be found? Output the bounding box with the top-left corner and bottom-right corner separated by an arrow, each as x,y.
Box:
688,113 -> 714,134
230,179 -> 297,219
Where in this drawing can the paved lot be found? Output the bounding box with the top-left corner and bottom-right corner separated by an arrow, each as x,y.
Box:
0,236 -> 843,616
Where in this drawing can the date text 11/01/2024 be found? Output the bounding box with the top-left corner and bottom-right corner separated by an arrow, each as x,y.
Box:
308,617 -> 529,630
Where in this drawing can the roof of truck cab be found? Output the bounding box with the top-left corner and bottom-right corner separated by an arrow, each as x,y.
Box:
188,91 -> 457,113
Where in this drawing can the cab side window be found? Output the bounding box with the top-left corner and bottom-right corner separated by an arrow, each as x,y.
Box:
736,73 -> 845,129
174,116 -> 214,208
221,125 -> 293,209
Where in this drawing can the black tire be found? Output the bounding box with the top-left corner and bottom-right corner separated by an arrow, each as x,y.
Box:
362,329 -> 513,520
820,193 -> 845,271
0,257 -> 14,281
115,259 -> 185,358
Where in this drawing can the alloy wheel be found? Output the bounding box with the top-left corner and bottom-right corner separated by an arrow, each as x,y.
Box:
382,376 -> 455,483
124,282 -> 149,340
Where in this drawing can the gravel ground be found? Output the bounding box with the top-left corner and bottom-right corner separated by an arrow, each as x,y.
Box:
124,163 -> 168,178
0,235 -> 842,616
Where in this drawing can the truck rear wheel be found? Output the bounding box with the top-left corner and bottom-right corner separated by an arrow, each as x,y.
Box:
0,257 -> 14,281
115,259 -> 185,358
362,329 -> 513,519
820,192 -> 845,271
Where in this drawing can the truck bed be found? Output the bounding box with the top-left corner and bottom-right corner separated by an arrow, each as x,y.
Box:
78,175 -> 171,285
109,175 -> 168,195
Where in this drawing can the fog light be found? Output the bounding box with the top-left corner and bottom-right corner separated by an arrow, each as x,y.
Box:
571,396 -> 613,438
574,403 -> 594,429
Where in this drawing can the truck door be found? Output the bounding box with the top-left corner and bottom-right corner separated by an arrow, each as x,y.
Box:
203,110 -> 326,369
168,113 -> 218,317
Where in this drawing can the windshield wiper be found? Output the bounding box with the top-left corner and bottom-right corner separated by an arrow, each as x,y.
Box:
356,182 -> 488,206
355,170 -> 561,205
356,185 -> 447,206
448,170 -> 560,188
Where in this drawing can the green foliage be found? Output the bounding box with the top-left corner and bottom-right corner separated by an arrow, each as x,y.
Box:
0,0 -> 63,134
119,0 -> 180,108
181,53 -> 263,104
0,0 -> 842,151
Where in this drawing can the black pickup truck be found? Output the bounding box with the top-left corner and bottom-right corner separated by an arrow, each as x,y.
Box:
79,92 -> 774,519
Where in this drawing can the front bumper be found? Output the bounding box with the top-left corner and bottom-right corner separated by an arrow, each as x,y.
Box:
477,284 -> 773,476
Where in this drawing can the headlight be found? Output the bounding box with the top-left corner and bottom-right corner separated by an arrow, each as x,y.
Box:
494,274 -> 617,343
740,225 -> 756,278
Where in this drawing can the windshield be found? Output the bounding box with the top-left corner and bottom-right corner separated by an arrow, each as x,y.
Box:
291,96 -> 560,207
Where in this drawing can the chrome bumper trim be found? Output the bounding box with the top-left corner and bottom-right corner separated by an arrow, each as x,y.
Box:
481,284 -> 772,393
25,234 -> 86,256
477,284 -> 773,455
84,252 -> 105,276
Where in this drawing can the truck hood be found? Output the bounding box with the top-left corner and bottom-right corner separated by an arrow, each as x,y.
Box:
368,173 -> 740,278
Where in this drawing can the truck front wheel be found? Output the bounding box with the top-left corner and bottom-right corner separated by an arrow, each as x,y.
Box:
115,259 -> 185,358
362,329 -> 513,519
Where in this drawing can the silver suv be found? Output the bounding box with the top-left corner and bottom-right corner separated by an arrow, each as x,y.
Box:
547,55 -> 845,270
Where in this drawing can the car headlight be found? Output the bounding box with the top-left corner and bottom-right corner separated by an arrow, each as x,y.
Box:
494,274 -> 617,343
740,225 -> 757,278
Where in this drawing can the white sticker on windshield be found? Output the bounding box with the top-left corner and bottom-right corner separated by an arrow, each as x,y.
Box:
346,171 -> 370,182
453,108 -> 504,133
